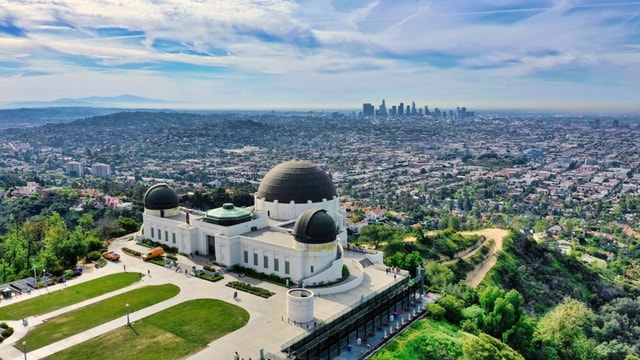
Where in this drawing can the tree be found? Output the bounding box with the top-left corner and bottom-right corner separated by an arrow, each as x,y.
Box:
462,333 -> 524,360
448,216 -> 461,231
425,261 -> 455,291
1,225 -> 29,281
359,224 -> 394,249
437,294 -> 465,324
118,216 -> 139,235
41,212 -> 70,273
402,251 -> 424,277
534,298 -> 598,360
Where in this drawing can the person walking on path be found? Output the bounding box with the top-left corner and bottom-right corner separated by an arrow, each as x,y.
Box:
234,351 -> 240,360
147,269 -> 151,277
233,291 -> 238,300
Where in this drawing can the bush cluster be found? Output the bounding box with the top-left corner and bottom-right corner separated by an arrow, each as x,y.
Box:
0,323 -> 14,339
231,265 -> 288,287
138,238 -> 178,254
226,281 -> 274,298
122,247 -> 141,257
195,271 -> 224,282
87,251 -> 102,262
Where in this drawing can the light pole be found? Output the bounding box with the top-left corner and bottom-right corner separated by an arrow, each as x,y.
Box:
22,340 -> 26,360
126,303 -> 130,326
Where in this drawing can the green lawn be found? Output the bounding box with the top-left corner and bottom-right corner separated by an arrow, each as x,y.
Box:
18,284 -> 179,351
0,273 -> 141,320
44,299 -> 250,360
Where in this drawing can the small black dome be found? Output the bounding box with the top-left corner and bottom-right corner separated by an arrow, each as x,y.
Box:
293,209 -> 336,244
256,160 -> 337,203
144,183 -> 179,210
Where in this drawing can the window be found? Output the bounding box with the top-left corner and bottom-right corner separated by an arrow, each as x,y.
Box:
311,265 -> 314,273
172,233 -> 176,244
151,227 -> 154,238
274,258 -> 279,272
253,253 -> 258,266
285,260 -> 290,275
264,255 -> 268,269
165,231 -> 168,242
158,228 -> 162,240
243,251 -> 249,264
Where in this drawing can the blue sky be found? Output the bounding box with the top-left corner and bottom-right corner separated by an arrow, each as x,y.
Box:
0,0 -> 639,112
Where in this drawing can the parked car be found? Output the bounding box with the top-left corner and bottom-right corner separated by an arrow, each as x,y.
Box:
142,247 -> 165,261
73,266 -> 83,277
103,251 -> 121,261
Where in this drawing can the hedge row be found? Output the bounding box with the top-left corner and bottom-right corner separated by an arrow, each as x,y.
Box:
122,247 -> 141,257
226,281 -> 274,298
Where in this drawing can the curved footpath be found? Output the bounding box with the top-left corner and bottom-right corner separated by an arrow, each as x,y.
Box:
462,229 -> 508,288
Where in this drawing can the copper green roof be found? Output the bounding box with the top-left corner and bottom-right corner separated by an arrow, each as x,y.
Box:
204,203 -> 252,226
256,160 -> 337,203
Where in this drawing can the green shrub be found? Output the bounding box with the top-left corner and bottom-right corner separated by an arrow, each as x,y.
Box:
1,326 -> 14,338
231,265 -> 288,287
196,272 -> 224,282
226,281 -> 274,298
0,322 -> 7,328
138,239 -> 178,254
122,247 -> 141,257
427,303 -> 446,320
87,251 -> 102,262
166,254 -> 178,261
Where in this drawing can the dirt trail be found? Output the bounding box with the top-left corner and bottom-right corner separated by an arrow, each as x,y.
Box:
461,229 -> 509,287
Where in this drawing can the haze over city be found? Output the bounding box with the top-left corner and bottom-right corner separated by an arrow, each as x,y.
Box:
1,0 -> 639,112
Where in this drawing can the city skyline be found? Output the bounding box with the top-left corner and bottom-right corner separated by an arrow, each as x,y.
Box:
1,0 -> 639,112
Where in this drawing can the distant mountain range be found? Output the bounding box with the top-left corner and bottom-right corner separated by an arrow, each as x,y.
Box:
4,94 -> 166,109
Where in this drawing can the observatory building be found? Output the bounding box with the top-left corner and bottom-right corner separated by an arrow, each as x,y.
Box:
141,160 -> 350,286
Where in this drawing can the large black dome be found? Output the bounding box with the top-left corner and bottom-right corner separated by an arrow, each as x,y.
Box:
144,183 -> 179,210
293,209 -> 337,244
256,160 -> 337,203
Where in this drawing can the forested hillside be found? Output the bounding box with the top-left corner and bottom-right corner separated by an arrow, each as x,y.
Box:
371,229 -> 640,360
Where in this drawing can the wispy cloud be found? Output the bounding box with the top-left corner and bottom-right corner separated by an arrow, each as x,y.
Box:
0,0 -> 638,111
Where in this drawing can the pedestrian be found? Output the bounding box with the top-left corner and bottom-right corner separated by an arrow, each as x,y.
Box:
147,269 -> 151,277
233,291 -> 238,300
124,264 -> 126,272
234,351 -> 239,360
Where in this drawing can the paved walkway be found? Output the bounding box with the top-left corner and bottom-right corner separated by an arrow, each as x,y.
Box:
0,235 -> 404,360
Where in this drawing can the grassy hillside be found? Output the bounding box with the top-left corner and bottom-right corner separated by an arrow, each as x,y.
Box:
372,319 -> 523,360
